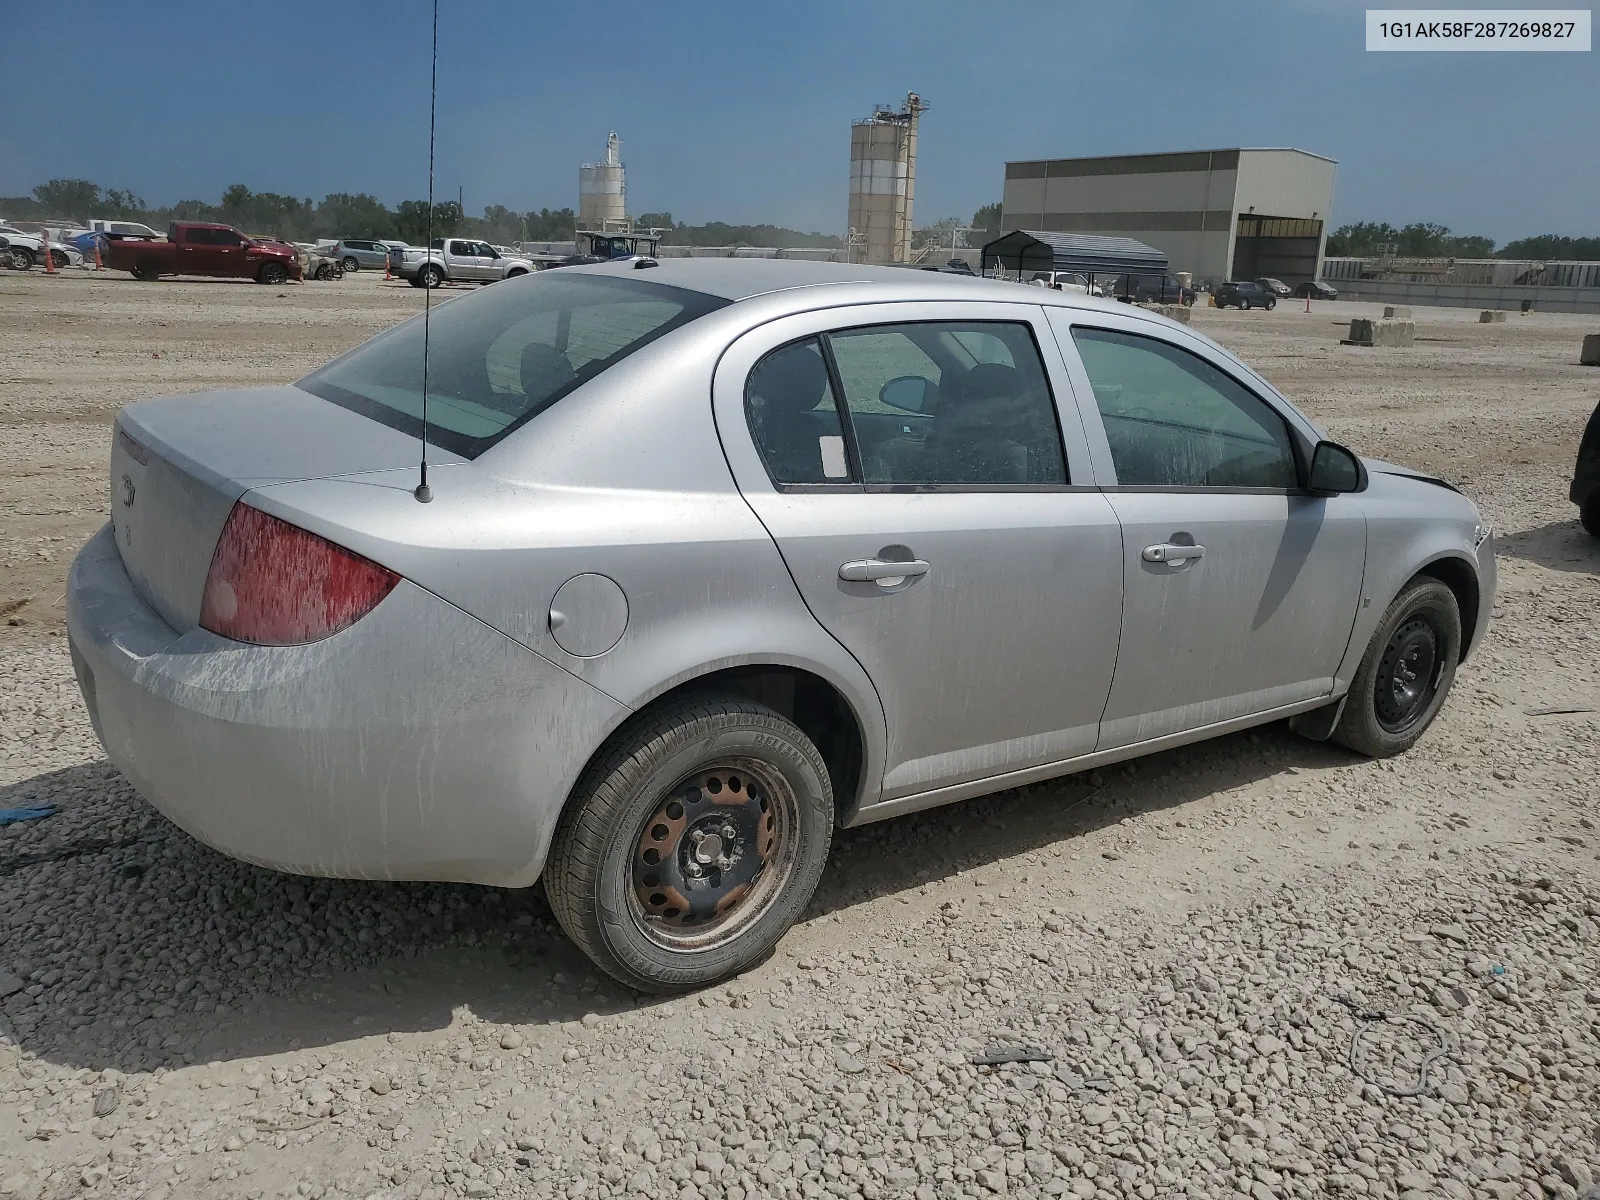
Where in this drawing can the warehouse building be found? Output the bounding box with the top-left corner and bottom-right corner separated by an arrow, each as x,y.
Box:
1001,148 -> 1336,284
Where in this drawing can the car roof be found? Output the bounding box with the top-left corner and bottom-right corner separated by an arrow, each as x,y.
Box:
559,257 -> 1148,315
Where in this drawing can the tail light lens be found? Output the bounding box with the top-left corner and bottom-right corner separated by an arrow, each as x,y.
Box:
200,503 -> 399,645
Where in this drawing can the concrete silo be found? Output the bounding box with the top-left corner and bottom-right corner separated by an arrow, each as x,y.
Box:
579,132 -> 627,230
847,92 -> 928,264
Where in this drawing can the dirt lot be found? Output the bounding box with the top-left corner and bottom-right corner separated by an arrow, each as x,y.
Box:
1,269 -> 1598,1200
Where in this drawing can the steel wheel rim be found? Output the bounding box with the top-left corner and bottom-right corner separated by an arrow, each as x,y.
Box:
627,757 -> 797,954
1374,614 -> 1442,733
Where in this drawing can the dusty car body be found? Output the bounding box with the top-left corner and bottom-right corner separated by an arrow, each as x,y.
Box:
67,260 -> 1495,991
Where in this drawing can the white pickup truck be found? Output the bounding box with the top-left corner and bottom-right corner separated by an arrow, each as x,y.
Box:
389,237 -> 538,288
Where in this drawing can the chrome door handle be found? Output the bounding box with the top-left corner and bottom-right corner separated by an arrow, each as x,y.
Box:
1142,543 -> 1205,563
839,558 -> 930,582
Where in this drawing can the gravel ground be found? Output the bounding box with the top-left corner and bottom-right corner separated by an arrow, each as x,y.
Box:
2,268 -> 1598,1200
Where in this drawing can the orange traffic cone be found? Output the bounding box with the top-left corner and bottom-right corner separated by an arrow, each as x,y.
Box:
43,235 -> 56,274
93,239 -> 104,271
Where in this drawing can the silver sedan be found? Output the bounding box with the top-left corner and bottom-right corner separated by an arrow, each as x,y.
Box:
67,261 -> 1495,991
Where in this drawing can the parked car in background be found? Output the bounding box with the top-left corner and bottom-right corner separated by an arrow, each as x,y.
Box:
390,237 -> 537,287
332,239 -> 392,273
1027,270 -> 1094,294
68,259 -> 1494,992
1574,398 -> 1600,536
88,219 -> 164,241
1214,280 -> 1278,310
1293,280 -> 1339,301
1106,273 -> 1196,306
1255,278 -> 1292,298
301,242 -> 344,281
0,223 -> 81,270
104,222 -> 303,283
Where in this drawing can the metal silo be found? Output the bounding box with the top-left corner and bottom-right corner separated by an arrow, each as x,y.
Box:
579,132 -> 627,230
847,92 -> 928,264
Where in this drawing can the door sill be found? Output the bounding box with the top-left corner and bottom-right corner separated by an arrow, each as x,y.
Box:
845,695 -> 1335,827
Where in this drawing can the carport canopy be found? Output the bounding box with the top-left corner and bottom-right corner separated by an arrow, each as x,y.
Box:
980,230 -> 1168,279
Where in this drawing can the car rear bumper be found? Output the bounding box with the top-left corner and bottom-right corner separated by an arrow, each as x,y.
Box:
67,523 -> 625,887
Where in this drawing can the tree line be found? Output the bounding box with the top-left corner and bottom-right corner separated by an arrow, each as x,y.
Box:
1325,220 -> 1600,260
3,179 -> 843,248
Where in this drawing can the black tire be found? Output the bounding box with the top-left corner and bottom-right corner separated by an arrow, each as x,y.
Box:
132,262 -> 159,281
544,695 -> 834,993
341,256 -> 359,273
11,246 -> 35,270
257,261 -> 288,285
1265,298 -> 1277,310
1240,297 -> 1252,310
1581,494 -> 1600,538
314,263 -> 331,280
418,265 -> 443,288
505,268 -> 527,278
1332,577 -> 1461,758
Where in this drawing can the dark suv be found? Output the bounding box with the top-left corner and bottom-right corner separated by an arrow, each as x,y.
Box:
1106,273 -> 1195,305
1213,280 -> 1277,310
1574,400 -> 1600,537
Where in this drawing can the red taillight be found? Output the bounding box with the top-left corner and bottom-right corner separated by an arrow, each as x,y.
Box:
200,503 -> 399,646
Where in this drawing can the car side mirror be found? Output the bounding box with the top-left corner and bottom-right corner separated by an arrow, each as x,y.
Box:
1307,440 -> 1365,493
880,375 -> 933,413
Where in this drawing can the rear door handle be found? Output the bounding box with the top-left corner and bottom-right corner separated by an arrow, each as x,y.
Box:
1142,543 -> 1205,563
839,558 -> 930,582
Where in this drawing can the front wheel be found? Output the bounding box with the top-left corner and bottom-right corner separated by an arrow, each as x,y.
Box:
1580,494 -> 1600,538
10,247 -> 35,270
1333,577 -> 1461,758
341,256 -> 359,273
544,695 -> 834,993
1265,298 -> 1277,310
257,261 -> 288,285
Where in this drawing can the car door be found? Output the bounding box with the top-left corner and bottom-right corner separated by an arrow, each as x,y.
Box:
713,301 -> 1123,805
177,227 -> 220,275
1047,310 -> 1366,748
209,228 -> 248,277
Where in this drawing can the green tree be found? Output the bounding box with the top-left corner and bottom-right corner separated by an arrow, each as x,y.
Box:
393,199 -> 462,243
317,192 -> 393,239
972,202 -> 1002,234
636,212 -> 675,231
1325,221 -> 1401,256
33,178 -> 103,217
101,188 -> 148,217
912,216 -> 961,251
1498,233 -> 1600,259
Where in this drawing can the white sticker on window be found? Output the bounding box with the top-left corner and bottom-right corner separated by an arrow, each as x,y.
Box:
819,435 -> 848,479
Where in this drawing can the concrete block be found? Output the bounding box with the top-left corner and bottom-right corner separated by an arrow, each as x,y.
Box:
1153,303 -> 1192,325
1383,306 -> 1411,318
1343,318 -> 1414,348
1479,310 -> 1506,323
1581,333 -> 1600,366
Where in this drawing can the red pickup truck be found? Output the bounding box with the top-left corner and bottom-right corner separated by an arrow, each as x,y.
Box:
106,222 -> 303,284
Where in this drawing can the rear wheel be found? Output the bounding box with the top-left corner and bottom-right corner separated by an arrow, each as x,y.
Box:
132,262 -> 159,281
257,261 -> 288,285
341,256 -> 359,273
1265,297 -> 1277,310
1333,578 -> 1461,758
1581,494 -> 1600,538
544,695 -> 833,993
418,265 -> 443,288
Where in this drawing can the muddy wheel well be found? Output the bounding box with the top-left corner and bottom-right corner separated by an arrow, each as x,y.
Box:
1416,556 -> 1481,658
587,667 -> 866,824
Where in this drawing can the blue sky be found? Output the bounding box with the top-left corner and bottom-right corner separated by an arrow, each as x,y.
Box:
4,1 -> 1596,242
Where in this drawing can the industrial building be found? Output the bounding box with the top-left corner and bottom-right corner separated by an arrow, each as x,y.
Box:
846,93 -> 928,264
578,132 -> 627,231
1001,148 -> 1335,284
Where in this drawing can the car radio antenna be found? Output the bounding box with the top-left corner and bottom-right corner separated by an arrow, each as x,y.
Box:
413,0 -> 439,504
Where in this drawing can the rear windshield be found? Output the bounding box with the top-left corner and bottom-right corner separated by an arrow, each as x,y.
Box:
297,273 -> 727,458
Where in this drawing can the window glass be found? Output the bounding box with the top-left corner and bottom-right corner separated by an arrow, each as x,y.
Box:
1071,327 -> 1297,488
449,240 -> 473,256
745,339 -> 850,484
299,274 -> 726,459
185,227 -> 217,245
826,322 -> 1066,487
214,230 -> 242,246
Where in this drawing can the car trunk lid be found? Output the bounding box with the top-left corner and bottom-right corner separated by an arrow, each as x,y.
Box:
110,385 -> 456,632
